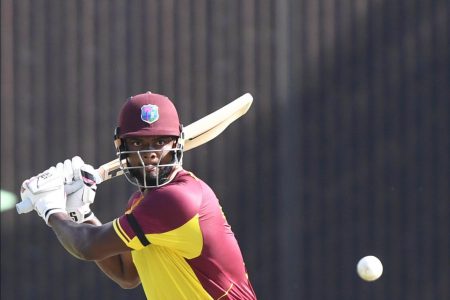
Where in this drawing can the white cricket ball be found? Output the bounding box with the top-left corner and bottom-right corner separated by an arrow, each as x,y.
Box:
357,255 -> 383,281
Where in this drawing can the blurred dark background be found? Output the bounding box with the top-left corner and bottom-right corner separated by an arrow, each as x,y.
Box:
1,0 -> 449,299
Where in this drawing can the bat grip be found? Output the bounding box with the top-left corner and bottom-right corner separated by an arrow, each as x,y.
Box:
16,198 -> 33,214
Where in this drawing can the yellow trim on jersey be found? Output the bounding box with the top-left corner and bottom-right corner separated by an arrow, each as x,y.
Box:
113,219 -> 130,243
113,214 -> 204,258
147,214 -> 203,259
113,218 -> 152,249
125,194 -> 144,214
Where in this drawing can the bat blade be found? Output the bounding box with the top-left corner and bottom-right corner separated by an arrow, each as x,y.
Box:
97,93 -> 253,183
96,158 -> 124,182
184,93 -> 252,151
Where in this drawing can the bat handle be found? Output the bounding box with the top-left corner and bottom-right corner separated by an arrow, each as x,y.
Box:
16,198 -> 33,214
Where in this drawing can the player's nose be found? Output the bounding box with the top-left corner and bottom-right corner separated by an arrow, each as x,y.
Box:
141,150 -> 159,163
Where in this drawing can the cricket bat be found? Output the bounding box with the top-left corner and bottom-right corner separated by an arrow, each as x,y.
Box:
97,93 -> 253,182
16,93 -> 253,214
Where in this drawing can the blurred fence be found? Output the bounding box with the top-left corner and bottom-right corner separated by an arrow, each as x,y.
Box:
1,0 -> 449,299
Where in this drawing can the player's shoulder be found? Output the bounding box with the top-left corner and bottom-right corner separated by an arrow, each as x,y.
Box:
144,170 -> 202,202
165,169 -> 203,189
176,169 -> 202,184
174,170 -> 218,202
126,190 -> 144,208
138,170 -> 203,215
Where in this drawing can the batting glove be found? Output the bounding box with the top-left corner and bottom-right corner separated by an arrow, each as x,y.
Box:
20,166 -> 67,225
60,157 -> 101,223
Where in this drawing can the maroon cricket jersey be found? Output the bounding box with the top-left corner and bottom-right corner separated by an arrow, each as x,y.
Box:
113,170 -> 257,299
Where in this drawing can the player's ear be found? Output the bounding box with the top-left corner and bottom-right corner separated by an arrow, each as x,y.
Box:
114,127 -> 121,151
114,127 -> 128,159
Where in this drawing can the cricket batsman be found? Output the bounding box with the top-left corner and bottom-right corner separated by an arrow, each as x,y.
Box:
19,92 -> 257,299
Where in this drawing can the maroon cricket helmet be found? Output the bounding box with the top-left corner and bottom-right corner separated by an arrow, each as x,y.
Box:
117,92 -> 181,138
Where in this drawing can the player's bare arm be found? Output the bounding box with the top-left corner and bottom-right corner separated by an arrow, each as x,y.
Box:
48,212 -> 140,288
85,216 -> 141,289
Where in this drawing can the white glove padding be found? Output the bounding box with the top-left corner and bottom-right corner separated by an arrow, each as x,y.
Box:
59,158 -> 101,223
16,156 -> 86,215
20,166 -> 67,225
60,156 -> 85,192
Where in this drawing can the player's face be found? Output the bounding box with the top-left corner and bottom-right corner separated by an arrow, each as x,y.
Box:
124,136 -> 177,184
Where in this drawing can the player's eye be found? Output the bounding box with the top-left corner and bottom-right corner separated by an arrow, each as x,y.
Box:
128,140 -> 143,148
155,137 -> 173,147
156,138 -> 167,146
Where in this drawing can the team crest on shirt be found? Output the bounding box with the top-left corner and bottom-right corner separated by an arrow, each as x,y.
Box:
141,104 -> 159,124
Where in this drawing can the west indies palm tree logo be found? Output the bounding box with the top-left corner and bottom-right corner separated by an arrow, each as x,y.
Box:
140,104 -> 159,124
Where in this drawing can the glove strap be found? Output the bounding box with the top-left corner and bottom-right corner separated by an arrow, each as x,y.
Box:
44,208 -> 67,225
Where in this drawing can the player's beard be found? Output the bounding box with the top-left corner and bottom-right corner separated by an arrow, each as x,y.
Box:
129,165 -> 173,187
